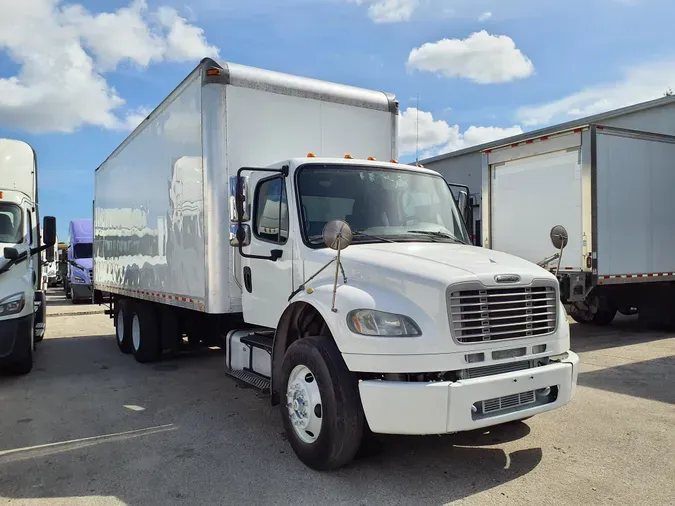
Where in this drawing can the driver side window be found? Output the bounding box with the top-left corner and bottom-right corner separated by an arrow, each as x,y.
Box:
253,177 -> 289,244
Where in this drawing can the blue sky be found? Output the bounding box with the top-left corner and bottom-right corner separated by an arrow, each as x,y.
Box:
1,0 -> 674,238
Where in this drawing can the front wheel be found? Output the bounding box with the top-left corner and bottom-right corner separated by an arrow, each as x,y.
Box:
571,308 -> 616,326
280,336 -> 364,471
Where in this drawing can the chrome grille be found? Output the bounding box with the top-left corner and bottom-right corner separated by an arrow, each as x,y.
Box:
449,284 -> 557,344
460,360 -> 533,380
482,391 -> 536,414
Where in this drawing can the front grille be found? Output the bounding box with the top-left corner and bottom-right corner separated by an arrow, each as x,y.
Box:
482,391 -> 536,414
449,284 -> 557,344
460,360 -> 533,380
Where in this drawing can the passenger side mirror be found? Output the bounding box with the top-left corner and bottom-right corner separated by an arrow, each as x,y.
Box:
323,220 -> 353,250
46,244 -> 55,263
3,247 -> 19,261
229,224 -> 251,247
43,216 -> 56,247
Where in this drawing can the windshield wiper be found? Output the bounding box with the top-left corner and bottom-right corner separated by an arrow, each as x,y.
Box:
406,230 -> 464,244
308,231 -> 395,244
352,231 -> 396,243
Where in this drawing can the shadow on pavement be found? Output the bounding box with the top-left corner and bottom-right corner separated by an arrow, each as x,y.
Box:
570,314 -> 673,353
578,355 -> 675,404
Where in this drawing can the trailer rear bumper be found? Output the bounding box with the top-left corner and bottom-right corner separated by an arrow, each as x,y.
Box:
358,351 -> 579,435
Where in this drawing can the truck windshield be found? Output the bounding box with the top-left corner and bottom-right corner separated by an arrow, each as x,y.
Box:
73,243 -> 93,259
297,165 -> 470,245
0,203 -> 22,244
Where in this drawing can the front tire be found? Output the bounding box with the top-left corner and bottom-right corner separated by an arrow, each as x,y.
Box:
280,336 -> 364,471
571,308 -> 616,326
8,325 -> 34,375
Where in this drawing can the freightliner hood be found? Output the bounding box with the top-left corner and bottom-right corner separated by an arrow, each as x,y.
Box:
308,242 -> 556,288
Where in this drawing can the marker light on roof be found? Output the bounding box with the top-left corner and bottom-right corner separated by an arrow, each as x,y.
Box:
367,156 -> 376,161
344,154 -> 353,159
390,159 -> 398,163
307,152 -> 316,157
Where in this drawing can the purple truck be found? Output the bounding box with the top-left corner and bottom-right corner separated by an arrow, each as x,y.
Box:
64,219 -> 93,303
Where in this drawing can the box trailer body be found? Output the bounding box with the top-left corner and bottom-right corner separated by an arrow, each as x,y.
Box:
94,59 -> 578,471
0,139 -> 56,374
94,59 -> 398,313
426,113 -> 675,325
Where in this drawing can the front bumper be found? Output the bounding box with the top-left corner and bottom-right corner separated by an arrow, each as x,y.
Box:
72,284 -> 92,300
0,314 -> 33,361
358,351 -> 579,435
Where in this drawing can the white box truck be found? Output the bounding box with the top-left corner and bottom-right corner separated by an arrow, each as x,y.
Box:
93,58 -> 579,470
0,139 -> 56,374
447,124 -> 675,327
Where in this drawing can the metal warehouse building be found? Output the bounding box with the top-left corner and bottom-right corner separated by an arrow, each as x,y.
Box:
419,94 -> 675,247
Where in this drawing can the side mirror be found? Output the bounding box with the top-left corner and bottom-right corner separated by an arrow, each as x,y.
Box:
43,216 -> 56,247
458,190 -> 469,221
229,224 -> 251,247
3,247 -> 19,260
550,225 -> 569,250
46,244 -> 55,263
323,220 -> 353,250
229,175 -> 250,222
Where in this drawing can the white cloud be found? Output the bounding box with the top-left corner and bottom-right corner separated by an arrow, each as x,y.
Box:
0,0 -> 219,133
478,11 -> 492,21
407,31 -> 534,84
518,60 -> 675,127
399,107 -> 459,155
348,0 -> 419,23
399,107 -> 523,157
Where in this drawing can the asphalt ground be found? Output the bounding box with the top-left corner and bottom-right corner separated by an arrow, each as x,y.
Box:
0,289 -> 673,505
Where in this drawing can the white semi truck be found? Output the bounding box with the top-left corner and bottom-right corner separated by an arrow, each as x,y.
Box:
93,58 -> 579,470
0,139 -> 56,374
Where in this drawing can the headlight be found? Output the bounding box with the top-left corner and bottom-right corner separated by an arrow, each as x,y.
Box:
347,309 -> 421,337
73,275 -> 86,283
0,293 -> 26,317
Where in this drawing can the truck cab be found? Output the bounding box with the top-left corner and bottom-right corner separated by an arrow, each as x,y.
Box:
0,139 -> 56,374
64,219 -> 93,303
229,156 -> 579,469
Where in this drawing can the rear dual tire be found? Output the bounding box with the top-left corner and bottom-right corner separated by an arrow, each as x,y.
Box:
115,299 -> 160,363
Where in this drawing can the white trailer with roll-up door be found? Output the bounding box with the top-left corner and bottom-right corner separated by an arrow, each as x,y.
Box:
481,124 -> 675,326
421,94 -> 675,328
